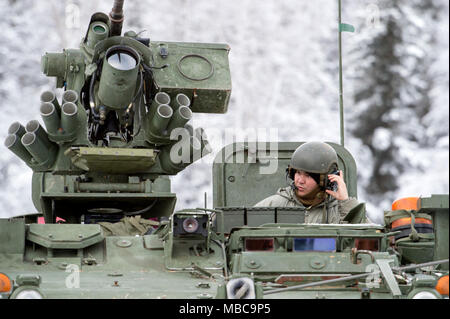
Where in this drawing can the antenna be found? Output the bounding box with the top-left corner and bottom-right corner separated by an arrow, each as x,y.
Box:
338,0 -> 354,147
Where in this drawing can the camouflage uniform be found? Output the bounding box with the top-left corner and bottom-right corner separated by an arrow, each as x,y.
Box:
254,186 -> 359,224
99,215 -> 159,236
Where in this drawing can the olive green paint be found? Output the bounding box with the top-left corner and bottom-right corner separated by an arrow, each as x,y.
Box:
1,1 -> 448,300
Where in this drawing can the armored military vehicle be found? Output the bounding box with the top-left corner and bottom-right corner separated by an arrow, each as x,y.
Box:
1,0 -> 448,299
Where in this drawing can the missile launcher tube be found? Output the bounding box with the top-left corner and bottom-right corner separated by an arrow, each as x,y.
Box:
148,92 -> 171,120
172,93 -> 190,111
62,90 -> 79,104
40,91 -> 60,114
61,102 -> 78,135
25,120 -> 53,149
149,104 -> 173,136
4,134 -> 33,164
40,102 -> 60,134
166,105 -> 192,133
8,122 -> 26,138
21,133 -> 50,164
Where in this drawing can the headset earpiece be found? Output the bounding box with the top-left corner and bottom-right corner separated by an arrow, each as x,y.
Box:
325,165 -> 340,191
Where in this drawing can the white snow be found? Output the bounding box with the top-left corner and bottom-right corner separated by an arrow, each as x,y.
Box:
0,0 -> 448,225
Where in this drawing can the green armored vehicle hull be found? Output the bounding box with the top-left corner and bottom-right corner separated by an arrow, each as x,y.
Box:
1,139 -> 448,299
1,1 -> 448,300
1,194 -> 448,299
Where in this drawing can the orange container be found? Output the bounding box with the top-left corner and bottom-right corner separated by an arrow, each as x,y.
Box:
392,197 -> 419,211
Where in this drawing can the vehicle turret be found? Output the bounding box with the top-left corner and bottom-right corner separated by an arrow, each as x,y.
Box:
0,0 -> 447,302
5,0 -> 231,224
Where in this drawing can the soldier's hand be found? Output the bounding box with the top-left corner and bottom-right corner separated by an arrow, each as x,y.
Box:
325,170 -> 349,201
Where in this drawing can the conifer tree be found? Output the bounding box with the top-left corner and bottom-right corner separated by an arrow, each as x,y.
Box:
347,0 -> 444,205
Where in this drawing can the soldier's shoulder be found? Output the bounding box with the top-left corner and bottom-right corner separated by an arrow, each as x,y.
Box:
254,193 -> 291,207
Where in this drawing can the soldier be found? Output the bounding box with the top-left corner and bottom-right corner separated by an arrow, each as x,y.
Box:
254,141 -> 360,223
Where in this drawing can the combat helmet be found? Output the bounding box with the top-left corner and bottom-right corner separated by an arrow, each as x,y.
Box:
287,142 -> 339,188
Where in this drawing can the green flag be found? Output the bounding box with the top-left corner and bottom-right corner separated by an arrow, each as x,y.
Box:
339,23 -> 355,33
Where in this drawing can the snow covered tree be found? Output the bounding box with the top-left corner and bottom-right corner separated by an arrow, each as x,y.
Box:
346,0 -> 447,207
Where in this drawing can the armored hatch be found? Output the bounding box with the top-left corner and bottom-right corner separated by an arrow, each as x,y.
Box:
212,141 -> 358,208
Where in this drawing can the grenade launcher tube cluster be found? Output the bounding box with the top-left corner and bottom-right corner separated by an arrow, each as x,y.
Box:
5,89 -> 81,169
5,120 -> 57,169
146,92 -> 193,137
40,90 -> 79,136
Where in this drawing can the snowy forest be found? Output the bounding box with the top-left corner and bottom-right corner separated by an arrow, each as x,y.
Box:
0,0 -> 448,224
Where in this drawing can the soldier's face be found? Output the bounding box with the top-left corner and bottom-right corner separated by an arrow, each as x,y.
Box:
294,170 -> 319,198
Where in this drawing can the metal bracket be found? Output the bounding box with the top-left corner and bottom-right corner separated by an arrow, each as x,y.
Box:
376,259 -> 402,297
